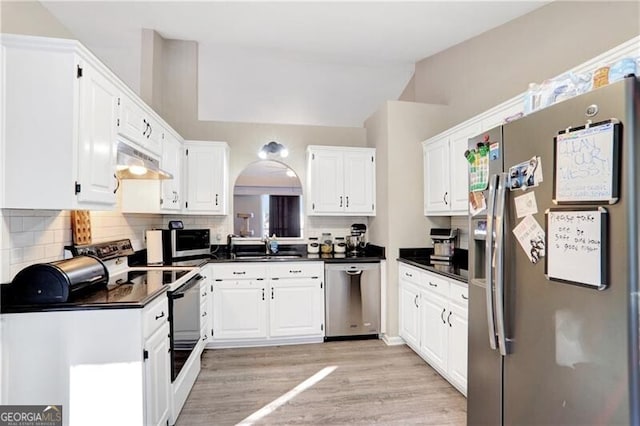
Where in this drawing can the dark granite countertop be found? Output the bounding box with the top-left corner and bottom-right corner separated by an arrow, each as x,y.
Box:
131,244 -> 386,267
2,244 -> 386,313
398,248 -> 468,283
1,282 -> 167,313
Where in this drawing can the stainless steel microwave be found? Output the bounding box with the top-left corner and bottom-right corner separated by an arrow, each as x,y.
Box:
163,229 -> 211,259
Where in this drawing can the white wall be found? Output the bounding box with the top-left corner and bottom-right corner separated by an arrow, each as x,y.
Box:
197,43 -> 413,127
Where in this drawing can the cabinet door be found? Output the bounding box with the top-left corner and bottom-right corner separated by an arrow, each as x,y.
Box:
399,280 -> 420,350
449,123 -> 481,214
144,322 -> 170,426
447,301 -> 468,394
307,148 -> 344,214
145,116 -> 163,157
199,277 -> 211,345
212,280 -> 267,340
77,64 -> 119,205
185,143 -> 227,214
161,133 -> 182,212
117,95 -> 147,146
420,289 -> 448,372
343,150 -> 375,215
423,138 -> 450,214
269,279 -> 324,337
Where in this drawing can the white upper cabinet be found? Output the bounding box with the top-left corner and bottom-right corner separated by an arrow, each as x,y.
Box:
160,132 -> 183,212
423,121 -> 480,216
423,138 -> 450,214
2,35 -> 119,210
306,146 -> 376,216
183,141 -> 229,214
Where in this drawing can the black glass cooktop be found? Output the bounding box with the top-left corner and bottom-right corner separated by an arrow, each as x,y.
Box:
72,270 -> 190,304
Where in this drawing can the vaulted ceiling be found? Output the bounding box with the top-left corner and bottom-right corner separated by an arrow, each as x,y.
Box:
41,1 -> 549,127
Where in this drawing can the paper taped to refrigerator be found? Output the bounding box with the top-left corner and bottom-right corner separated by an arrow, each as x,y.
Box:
545,208 -> 607,289
512,215 -> 545,264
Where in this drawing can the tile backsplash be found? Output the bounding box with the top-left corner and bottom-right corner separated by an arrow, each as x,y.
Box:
0,209 -> 229,283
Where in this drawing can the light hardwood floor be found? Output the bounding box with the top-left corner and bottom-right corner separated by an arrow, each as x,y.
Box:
177,340 -> 466,425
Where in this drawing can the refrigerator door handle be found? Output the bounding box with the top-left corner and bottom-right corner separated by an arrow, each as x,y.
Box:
494,172 -> 510,356
485,173 -> 498,350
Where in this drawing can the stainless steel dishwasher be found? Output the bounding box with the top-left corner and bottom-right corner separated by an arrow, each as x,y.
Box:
325,262 -> 381,338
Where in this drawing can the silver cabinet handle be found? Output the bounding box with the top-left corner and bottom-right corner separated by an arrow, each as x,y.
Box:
447,311 -> 452,327
443,191 -> 448,205
462,294 -> 468,300
289,270 -> 302,274
271,288 -> 275,300
405,272 -> 413,278
346,196 -> 349,207
262,288 -> 265,301
440,308 -> 446,324
485,173 -> 498,351
339,196 -> 343,207
233,271 -> 246,275
155,311 -> 165,320
202,311 -> 207,317
428,282 -> 437,287
215,193 -> 219,206
413,294 -> 419,308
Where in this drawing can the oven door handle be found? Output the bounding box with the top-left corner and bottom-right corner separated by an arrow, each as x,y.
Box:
170,273 -> 202,299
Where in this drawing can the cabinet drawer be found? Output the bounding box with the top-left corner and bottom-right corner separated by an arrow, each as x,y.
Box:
212,263 -> 267,280
143,295 -> 169,338
422,272 -> 449,297
269,262 -> 323,279
449,283 -> 469,308
399,263 -> 422,285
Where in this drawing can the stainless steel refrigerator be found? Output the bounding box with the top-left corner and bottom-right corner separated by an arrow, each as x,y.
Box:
467,76 -> 640,425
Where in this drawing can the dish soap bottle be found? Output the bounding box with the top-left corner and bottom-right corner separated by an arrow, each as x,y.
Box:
269,234 -> 279,254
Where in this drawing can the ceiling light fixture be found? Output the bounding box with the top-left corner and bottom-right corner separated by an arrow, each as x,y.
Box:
258,141 -> 289,159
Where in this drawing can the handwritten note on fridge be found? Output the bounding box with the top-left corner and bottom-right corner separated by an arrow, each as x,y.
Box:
554,122 -> 619,204
546,208 -> 607,289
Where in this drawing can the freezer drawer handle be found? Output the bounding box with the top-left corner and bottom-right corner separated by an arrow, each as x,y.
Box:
440,308 -> 446,324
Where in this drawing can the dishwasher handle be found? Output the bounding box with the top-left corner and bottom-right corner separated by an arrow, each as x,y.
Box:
345,270 -> 363,276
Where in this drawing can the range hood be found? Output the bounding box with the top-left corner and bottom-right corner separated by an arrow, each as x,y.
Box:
116,142 -> 172,180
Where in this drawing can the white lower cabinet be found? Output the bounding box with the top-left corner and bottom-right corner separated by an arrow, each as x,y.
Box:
1,294 -> 171,426
213,280 -> 269,340
398,263 -> 468,395
144,321 -> 171,426
398,274 -> 421,349
207,262 -> 324,347
419,288 -> 449,373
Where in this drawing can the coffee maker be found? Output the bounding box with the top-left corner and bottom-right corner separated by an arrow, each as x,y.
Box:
347,223 -> 367,254
430,228 -> 458,264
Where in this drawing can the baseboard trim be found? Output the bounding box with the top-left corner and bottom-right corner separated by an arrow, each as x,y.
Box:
381,335 -> 405,346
